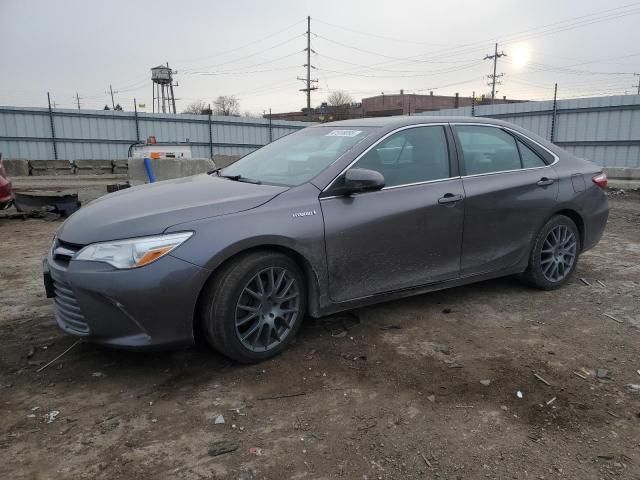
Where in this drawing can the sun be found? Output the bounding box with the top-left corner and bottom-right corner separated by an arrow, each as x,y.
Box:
511,44 -> 531,69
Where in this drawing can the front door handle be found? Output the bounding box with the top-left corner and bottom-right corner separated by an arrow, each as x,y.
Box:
537,177 -> 555,187
438,193 -> 463,205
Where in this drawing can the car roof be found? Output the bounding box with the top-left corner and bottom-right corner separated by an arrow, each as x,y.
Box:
311,115 -> 513,129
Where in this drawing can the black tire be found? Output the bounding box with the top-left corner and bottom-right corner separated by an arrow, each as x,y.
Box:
520,215 -> 581,290
200,251 -> 306,363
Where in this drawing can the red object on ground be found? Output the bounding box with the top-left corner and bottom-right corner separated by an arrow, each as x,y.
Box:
0,154 -> 13,208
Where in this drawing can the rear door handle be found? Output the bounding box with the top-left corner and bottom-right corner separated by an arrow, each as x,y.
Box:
438,193 -> 463,204
537,177 -> 555,186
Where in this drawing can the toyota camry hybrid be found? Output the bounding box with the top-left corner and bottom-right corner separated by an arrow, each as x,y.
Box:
44,116 -> 609,363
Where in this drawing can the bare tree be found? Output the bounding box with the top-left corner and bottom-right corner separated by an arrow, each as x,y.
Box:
213,95 -> 240,116
182,100 -> 211,115
326,90 -> 353,119
242,110 -> 257,118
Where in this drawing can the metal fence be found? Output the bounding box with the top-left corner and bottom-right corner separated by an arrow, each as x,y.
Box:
419,94 -> 640,168
0,106 -> 309,160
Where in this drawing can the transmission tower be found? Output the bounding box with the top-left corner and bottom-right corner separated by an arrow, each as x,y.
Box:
297,16 -> 318,117
484,43 -> 507,104
634,73 -> 640,95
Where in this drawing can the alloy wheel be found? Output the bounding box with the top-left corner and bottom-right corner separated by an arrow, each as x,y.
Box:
235,267 -> 301,352
540,225 -> 577,282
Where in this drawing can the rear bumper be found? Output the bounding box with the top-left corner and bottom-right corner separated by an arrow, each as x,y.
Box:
45,249 -> 211,350
582,191 -> 609,252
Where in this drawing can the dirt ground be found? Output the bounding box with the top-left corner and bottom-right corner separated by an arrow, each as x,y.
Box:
1,193 -> 639,480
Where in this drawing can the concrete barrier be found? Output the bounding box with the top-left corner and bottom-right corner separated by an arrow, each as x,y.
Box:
604,167 -> 640,180
213,154 -> 242,169
75,159 -> 113,175
113,159 -> 128,175
3,158 -> 30,176
29,160 -> 74,176
128,157 -> 216,185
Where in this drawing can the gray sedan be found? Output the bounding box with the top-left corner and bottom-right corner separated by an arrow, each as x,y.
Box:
44,116 -> 609,363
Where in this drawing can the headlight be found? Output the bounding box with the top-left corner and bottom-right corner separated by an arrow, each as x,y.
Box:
75,232 -> 193,269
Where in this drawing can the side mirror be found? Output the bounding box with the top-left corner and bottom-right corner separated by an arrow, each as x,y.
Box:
337,168 -> 385,196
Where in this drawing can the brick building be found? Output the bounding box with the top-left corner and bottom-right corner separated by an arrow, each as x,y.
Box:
268,91 -> 525,122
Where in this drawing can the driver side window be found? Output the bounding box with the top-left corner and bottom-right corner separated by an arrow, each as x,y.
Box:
354,126 -> 450,188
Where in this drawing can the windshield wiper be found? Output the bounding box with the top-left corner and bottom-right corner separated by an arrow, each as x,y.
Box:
219,174 -> 262,184
207,167 -> 223,175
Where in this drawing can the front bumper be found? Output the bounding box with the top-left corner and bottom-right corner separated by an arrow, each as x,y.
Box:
45,247 -> 211,350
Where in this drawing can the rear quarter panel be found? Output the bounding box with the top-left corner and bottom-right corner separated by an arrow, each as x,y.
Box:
551,154 -> 608,251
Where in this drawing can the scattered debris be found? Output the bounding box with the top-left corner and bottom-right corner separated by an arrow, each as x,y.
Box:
597,280 -> 606,288
214,415 -> 225,425
36,340 -> 82,372
91,372 -> 105,378
256,392 -> 306,401
207,441 -> 238,457
26,346 -> 35,359
479,379 -> 491,386
427,395 -> 436,403
625,384 -> 640,394
596,368 -> 610,379
248,447 -> 263,456
14,191 -> 80,217
606,411 -> 620,419
603,313 -> 623,324
597,454 -> 615,460
43,410 -> 60,424
572,371 -> 587,380
106,182 -> 131,193
380,325 -> 402,330
516,390 -> 524,399
546,396 -> 557,406
637,369 -> 640,376
455,405 -> 474,409
432,344 -> 450,355
340,352 -> 367,361
580,277 -> 591,286
533,373 -> 552,386
420,453 -> 432,468
441,308 -> 452,314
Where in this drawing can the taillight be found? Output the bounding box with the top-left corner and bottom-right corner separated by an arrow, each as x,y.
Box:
592,172 -> 608,190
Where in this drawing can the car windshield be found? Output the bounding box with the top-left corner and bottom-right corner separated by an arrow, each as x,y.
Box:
221,126 -> 376,186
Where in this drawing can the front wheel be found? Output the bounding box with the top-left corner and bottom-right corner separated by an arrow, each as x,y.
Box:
200,251 -> 306,363
520,215 -> 581,290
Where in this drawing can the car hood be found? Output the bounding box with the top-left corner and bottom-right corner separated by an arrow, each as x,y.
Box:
57,174 -> 288,245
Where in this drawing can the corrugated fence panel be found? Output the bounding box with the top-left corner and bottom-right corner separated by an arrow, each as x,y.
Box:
418,95 -> 640,167
0,106 -> 309,160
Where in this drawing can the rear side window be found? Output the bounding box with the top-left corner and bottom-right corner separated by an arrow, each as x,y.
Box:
456,126 -> 521,175
517,139 -> 547,168
354,126 -> 450,187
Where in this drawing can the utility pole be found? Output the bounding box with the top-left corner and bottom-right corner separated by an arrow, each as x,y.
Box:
298,16 -> 318,117
109,84 -> 117,109
75,92 -> 81,110
484,43 -> 506,104
634,73 -> 640,95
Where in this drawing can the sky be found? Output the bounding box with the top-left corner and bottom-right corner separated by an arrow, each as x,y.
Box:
1,0 -> 639,114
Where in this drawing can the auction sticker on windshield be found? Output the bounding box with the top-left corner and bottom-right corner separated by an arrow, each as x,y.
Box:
325,130 -> 362,137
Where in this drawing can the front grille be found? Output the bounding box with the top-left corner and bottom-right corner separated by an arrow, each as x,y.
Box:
50,268 -> 90,335
52,239 -> 83,266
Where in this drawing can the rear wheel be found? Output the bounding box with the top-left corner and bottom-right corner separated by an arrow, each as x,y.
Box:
200,251 -> 306,363
521,215 -> 581,290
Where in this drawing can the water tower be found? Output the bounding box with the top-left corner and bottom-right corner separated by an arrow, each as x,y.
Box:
151,63 -> 177,114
